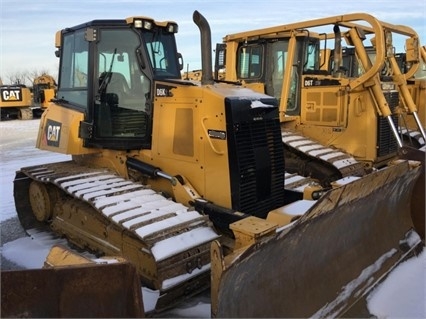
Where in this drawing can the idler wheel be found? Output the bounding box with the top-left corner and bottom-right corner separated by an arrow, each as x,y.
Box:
29,181 -> 58,221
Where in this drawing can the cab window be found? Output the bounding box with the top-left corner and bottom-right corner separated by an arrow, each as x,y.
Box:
57,30 -> 89,108
237,45 -> 263,80
95,28 -> 151,141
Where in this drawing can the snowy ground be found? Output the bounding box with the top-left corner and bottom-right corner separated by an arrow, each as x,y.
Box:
1,119 -> 425,318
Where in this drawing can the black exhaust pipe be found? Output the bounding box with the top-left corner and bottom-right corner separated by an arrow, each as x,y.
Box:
193,10 -> 214,85
333,24 -> 342,76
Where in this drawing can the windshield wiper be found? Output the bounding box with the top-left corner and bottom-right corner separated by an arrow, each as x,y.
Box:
98,48 -> 117,93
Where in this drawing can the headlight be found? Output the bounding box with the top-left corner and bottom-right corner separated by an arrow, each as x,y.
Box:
166,23 -> 178,33
133,19 -> 143,28
381,82 -> 396,91
130,18 -> 154,30
143,20 -> 153,30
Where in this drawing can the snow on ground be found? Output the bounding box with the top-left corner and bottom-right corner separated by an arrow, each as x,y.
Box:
1,119 -> 425,318
0,119 -> 70,221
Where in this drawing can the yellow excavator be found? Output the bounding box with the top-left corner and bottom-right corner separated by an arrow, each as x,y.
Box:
215,12 -> 425,240
7,11 -> 423,317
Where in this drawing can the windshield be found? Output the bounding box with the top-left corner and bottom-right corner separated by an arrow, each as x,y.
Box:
143,29 -> 181,78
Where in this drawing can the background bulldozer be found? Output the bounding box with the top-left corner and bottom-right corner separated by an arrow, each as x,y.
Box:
0,74 -> 57,120
214,12 -> 425,239
334,44 -> 425,149
0,82 -> 33,120
396,44 -> 426,148
6,10 -> 423,318
32,74 -> 57,116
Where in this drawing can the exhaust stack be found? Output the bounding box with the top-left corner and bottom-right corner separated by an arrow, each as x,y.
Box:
333,24 -> 342,76
193,10 -> 214,85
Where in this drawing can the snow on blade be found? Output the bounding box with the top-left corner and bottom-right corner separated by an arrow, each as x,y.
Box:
332,176 -> 360,185
367,250 -> 426,318
277,200 -> 316,216
311,248 -> 397,318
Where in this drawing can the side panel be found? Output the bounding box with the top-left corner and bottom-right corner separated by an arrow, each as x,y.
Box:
300,77 -> 348,127
36,103 -> 98,155
148,84 -> 232,208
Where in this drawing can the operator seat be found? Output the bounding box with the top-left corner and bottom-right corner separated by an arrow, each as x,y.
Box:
97,72 -> 129,136
106,72 -> 130,103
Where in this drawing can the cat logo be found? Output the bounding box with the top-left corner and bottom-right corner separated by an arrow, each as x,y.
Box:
1,88 -> 22,102
45,119 -> 62,147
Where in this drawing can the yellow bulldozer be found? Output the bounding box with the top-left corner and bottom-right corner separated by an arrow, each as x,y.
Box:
398,44 -> 426,146
329,44 -> 425,149
32,74 -> 57,116
214,12 -> 425,240
0,74 -> 57,120
5,11 -> 423,318
0,82 -> 33,120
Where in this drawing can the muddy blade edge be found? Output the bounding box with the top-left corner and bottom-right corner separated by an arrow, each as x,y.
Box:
212,161 -> 422,318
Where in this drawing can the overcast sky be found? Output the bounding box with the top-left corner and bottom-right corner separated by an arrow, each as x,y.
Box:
1,0 -> 425,82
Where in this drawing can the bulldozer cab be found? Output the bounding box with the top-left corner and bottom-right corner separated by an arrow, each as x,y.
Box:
230,34 -> 321,117
54,18 -> 180,150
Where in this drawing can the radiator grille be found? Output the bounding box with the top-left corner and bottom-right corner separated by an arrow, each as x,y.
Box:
226,98 -> 285,218
377,91 -> 399,158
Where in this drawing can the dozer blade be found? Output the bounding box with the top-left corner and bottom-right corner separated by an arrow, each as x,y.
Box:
399,145 -> 425,239
211,161 -> 422,318
1,247 -> 144,318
